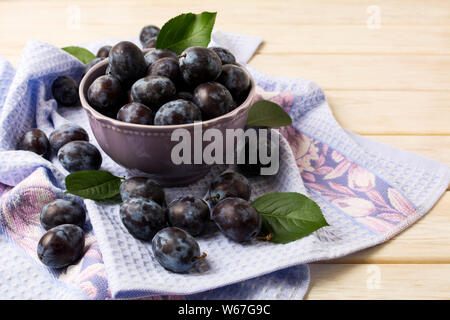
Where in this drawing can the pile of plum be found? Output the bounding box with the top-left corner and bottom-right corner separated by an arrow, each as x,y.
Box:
85,26 -> 250,125
34,169 -> 261,273
119,170 -> 261,273
17,25 -> 266,273
19,124 -> 100,268
18,124 -> 102,173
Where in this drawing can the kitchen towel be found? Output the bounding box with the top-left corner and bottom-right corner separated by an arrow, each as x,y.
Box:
0,30 -> 448,299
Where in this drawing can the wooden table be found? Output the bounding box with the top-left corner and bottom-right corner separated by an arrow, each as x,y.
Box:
0,0 -> 449,299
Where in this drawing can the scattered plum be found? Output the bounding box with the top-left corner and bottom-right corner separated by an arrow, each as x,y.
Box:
120,198 -> 167,241
52,76 -> 79,106
18,129 -> 50,158
152,227 -> 205,273
37,224 -> 85,268
119,177 -> 165,206
40,199 -> 86,230
167,196 -> 210,236
212,197 -> 261,242
49,123 -> 89,152
57,141 -> 102,172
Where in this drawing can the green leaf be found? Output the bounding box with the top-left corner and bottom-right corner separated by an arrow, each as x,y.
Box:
155,12 -> 217,54
65,170 -> 122,200
62,46 -> 96,64
252,192 -> 328,243
245,100 -> 292,127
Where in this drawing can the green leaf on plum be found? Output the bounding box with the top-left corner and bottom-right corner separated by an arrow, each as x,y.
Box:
245,100 -> 292,127
252,192 -> 328,243
62,46 -> 96,64
65,170 -> 123,201
155,12 -> 217,54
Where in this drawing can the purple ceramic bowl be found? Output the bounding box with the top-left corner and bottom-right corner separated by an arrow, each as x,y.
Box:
79,55 -> 255,187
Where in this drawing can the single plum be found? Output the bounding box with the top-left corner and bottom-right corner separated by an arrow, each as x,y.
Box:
117,102 -> 154,125
40,199 -> 86,230
49,123 -> 89,152
152,227 -> 206,273
18,129 -> 50,158
52,76 -> 79,106
212,197 -> 261,242
179,47 -> 222,87
167,196 -> 210,236
119,177 -> 165,206
37,224 -> 85,268
57,141 -> 102,172
193,82 -> 234,119
131,75 -> 176,111
120,198 -> 167,241
154,99 -> 202,125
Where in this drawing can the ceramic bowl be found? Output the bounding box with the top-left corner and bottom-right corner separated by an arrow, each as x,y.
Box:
79,54 -> 255,187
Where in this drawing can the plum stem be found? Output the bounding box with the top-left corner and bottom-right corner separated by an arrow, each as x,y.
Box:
204,194 -> 220,201
192,252 -> 207,262
256,233 -> 273,241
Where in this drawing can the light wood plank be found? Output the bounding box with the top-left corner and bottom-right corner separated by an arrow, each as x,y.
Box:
307,264 -> 450,299
367,136 -> 450,166
247,25 -> 450,55
1,0 -> 448,26
322,192 -> 450,264
1,1 -> 450,64
327,90 -> 450,135
250,54 -> 450,90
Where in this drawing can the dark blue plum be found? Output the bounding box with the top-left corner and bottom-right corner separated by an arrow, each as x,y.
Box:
87,74 -> 123,111
144,49 -> 178,68
18,129 -> 50,158
49,123 -> 89,152
40,199 -> 86,230
147,57 -> 180,83
109,41 -> 147,86
179,47 -> 222,87
167,196 -> 210,236
97,45 -> 112,58
154,99 -> 202,125
117,102 -> 154,125
177,91 -> 194,102
119,177 -> 165,206
57,141 -> 102,172
152,227 -> 205,273
143,37 -> 157,49
212,197 -> 261,242
131,75 -> 176,111
120,198 -> 167,241
217,64 -> 251,104
37,224 -> 85,268
193,82 -> 234,119
139,25 -> 160,46
52,76 -> 79,106
210,47 -> 236,65
208,171 -> 251,205
238,130 -> 273,176
84,57 -> 103,76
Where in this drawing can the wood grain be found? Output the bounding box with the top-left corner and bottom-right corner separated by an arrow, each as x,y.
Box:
307,264 -> 450,299
0,0 -> 448,299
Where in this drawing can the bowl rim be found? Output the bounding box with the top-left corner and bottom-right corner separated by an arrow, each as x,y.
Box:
79,50 -> 256,132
